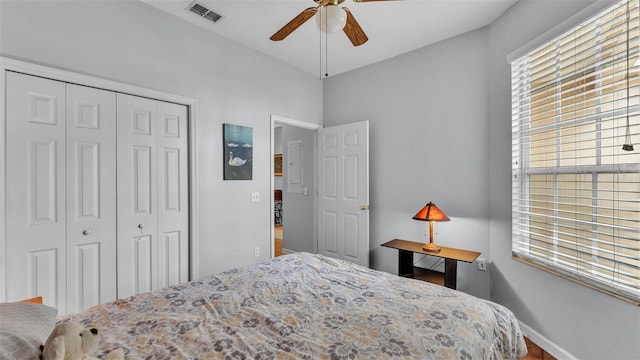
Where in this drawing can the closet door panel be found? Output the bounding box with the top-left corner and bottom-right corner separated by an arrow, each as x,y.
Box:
73,243 -> 101,310
66,84 -> 116,313
133,146 -> 153,214
132,234 -> 153,294
117,93 -> 158,298
5,72 -> 66,310
157,102 -> 189,287
30,140 -> 58,223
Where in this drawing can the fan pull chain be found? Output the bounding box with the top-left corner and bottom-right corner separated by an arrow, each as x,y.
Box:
325,9 -> 329,77
325,29 -> 329,77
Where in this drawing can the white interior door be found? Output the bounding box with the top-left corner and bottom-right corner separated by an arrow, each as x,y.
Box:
65,84 -> 117,313
318,121 -> 369,267
5,72 -> 67,310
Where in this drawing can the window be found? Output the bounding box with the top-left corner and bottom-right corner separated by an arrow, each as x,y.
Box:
511,0 -> 640,303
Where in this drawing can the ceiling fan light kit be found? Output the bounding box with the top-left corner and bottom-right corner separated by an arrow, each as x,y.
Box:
316,5 -> 347,33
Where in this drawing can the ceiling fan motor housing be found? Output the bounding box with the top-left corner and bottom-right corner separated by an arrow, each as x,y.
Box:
315,0 -> 346,5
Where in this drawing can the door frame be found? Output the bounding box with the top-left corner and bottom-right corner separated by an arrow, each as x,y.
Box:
270,115 -> 320,257
0,57 -> 200,301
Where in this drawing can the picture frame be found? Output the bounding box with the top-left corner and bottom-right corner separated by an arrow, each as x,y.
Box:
274,153 -> 283,176
223,123 -> 253,180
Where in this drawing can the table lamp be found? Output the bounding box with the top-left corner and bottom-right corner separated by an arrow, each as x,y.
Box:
412,201 -> 450,252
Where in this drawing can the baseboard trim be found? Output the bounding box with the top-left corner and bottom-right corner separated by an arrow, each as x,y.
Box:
518,321 -> 577,360
281,248 -> 296,255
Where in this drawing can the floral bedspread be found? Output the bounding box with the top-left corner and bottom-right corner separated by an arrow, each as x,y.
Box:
60,253 -> 527,359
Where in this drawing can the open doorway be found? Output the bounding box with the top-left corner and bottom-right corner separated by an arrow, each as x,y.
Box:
270,115 -> 320,258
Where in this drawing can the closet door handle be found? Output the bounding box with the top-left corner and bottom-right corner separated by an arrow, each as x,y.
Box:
82,229 -> 92,236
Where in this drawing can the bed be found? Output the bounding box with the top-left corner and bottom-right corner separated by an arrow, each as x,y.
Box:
4,252 -> 527,359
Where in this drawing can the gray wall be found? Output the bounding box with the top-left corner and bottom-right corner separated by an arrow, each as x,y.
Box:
323,28 -> 492,300
281,126 -> 316,253
0,0 -> 322,277
324,0 -> 640,359
489,1 -> 640,359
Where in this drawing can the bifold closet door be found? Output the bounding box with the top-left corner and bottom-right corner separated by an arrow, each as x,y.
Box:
117,93 -> 189,298
5,72 -> 67,310
65,84 -> 117,313
5,72 -> 117,313
156,101 -> 189,289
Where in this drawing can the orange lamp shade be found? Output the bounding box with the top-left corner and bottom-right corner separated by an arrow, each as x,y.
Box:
412,201 -> 450,252
412,202 -> 450,222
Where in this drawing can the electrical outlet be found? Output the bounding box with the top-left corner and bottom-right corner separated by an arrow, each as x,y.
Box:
476,258 -> 487,271
251,192 -> 260,202
254,247 -> 260,258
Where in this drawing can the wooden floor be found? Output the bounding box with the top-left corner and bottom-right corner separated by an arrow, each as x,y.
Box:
274,224 -> 283,257
520,337 -> 557,360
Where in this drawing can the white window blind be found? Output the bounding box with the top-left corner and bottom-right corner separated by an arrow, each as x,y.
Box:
511,0 -> 640,303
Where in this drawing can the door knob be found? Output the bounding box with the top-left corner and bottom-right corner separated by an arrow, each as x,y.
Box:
360,205 -> 369,211
82,229 -> 92,235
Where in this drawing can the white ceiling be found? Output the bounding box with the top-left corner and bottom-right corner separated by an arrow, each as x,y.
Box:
141,0 -> 518,78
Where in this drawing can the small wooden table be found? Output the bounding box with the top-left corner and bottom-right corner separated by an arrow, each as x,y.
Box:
381,239 -> 480,289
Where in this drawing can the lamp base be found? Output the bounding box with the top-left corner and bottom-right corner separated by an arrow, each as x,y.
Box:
422,243 -> 441,252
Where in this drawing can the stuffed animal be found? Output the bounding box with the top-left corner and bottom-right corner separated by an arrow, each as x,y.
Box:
40,322 -> 124,360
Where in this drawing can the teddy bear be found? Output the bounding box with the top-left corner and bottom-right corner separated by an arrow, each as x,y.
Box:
40,322 -> 124,360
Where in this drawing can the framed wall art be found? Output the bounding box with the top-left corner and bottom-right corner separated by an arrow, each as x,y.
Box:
274,153 -> 283,176
223,123 -> 253,180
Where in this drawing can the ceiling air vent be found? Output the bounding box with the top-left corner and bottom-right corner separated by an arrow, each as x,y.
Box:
187,1 -> 223,23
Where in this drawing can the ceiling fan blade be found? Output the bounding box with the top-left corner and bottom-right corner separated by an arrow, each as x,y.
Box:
270,7 -> 317,41
343,8 -> 368,46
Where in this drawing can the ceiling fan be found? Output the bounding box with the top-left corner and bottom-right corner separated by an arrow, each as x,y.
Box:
270,0 -> 391,46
